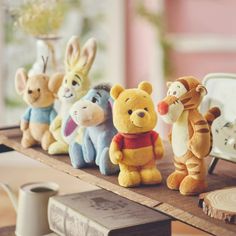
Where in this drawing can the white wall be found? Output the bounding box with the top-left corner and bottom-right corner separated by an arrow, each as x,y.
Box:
0,5 -> 5,124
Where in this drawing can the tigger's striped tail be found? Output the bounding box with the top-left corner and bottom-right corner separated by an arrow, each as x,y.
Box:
204,107 -> 221,155
204,107 -> 221,126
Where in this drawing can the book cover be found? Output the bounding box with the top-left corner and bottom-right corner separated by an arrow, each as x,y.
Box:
48,189 -> 171,236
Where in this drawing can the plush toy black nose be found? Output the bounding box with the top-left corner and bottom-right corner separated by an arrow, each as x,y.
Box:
28,90 -> 33,94
138,112 -> 145,118
82,106 -> 87,109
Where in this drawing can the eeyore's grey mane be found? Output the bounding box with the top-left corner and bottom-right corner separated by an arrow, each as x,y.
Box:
93,83 -> 111,92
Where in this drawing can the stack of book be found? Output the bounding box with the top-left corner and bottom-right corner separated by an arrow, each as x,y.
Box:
47,189 -> 171,236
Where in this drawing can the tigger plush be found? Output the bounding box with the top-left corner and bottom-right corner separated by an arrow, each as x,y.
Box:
157,76 -> 220,195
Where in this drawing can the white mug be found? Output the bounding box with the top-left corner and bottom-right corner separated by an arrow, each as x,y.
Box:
0,182 -> 59,236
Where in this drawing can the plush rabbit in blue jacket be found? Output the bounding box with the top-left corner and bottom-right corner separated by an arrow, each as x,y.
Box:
68,84 -> 118,175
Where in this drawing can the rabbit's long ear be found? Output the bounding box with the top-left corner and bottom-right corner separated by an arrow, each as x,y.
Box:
77,38 -> 97,75
65,36 -> 81,71
15,68 -> 28,95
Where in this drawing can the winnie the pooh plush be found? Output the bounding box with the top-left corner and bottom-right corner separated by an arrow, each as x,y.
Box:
109,81 -> 164,187
15,68 -> 62,150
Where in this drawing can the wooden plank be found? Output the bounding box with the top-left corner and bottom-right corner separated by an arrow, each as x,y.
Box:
156,203 -> 236,236
0,225 -> 15,236
0,129 -> 236,236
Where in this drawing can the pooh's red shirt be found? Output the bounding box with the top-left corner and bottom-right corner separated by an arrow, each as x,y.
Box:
112,131 -> 159,166
113,131 -> 158,149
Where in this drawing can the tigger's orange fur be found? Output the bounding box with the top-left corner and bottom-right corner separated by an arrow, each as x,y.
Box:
158,76 -> 220,196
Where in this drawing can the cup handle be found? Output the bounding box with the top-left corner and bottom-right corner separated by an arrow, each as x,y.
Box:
0,183 -> 18,212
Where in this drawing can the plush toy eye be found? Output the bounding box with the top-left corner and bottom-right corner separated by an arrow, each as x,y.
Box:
128,109 -> 133,115
173,91 -> 177,95
224,122 -> 232,128
144,107 -> 148,111
72,80 -> 79,86
37,88 -> 40,92
224,138 -> 228,145
92,97 -> 98,103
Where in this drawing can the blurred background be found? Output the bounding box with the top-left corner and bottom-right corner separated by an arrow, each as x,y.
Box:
1,0 -> 236,135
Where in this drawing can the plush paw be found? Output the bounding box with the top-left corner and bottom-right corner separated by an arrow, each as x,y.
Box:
48,141 -> 68,155
21,138 -> 35,148
179,175 -> 207,196
41,142 -> 48,151
41,135 -> 54,151
187,141 -> 202,159
167,171 -> 187,190
21,130 -> 37,148
154,146 -> 164,160
98,148 -> 119,175
50,118 -> 61,132
20,121 -> 29,131
118,170 -> 141,187
69,142 -> 87,168
140,167 -> 162,185
110,151 -> 123,164
41,131 -> 55,151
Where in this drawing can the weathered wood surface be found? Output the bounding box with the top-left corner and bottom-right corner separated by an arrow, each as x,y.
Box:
0,225 -> 15,236
0,128 -> 236,236
199,187 -> 236,224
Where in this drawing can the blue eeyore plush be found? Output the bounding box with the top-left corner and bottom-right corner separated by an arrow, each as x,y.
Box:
68,84 -> 119,175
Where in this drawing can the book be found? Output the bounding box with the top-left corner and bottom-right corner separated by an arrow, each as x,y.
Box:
48,189 -> 171,236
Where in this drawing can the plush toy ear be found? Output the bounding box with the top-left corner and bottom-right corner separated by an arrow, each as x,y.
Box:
166,81 -> 172,88
48,73 -> 64,94
65,36 -> 81,71
196,85 -> 207,96
76,38 -> 97,75
108,97 -> 114,111
64,115 -> 78,137
138,81 -> 152,95
15,68 -> 28,95
110,84 -> 124,100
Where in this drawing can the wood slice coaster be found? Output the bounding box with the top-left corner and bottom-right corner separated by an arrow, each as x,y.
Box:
199,187 -> 236,224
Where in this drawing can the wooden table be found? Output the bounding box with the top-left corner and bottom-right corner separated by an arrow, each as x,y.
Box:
0,128 -> 235,236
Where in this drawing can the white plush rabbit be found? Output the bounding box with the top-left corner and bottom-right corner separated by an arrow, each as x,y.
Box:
48,36 -> 97,154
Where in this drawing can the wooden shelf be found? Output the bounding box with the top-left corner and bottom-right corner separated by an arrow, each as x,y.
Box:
0,128 -> 236,236
0,226 -> 15,236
